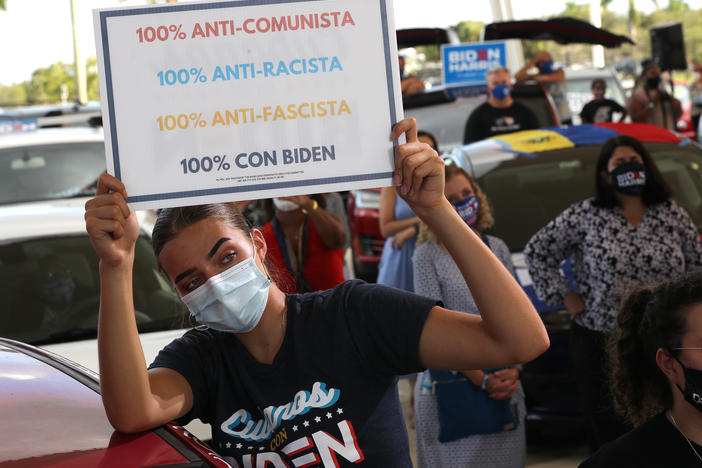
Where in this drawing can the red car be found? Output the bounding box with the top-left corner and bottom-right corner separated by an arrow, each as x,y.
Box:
0,337 -> 231,468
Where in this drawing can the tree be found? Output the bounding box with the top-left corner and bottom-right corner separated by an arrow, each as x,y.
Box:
453,20 -> 484,43
666,0 -> 690,12
0,84 -> 27,107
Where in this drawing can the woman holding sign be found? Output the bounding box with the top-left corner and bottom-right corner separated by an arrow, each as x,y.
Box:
84,117 -> 549,466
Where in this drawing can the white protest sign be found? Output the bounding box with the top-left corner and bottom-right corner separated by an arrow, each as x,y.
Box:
94,0 -> 402,210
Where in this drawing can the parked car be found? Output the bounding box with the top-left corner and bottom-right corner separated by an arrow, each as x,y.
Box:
0,196 -> 220,440
447,122 -> 702,426
0,337 -> 230,467
565,67 -> 628,125
0,125 -> 106,205
0,101 -> 102,129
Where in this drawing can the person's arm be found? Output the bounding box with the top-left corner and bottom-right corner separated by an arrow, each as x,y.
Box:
629,88 -> 657,122
523,203 -> 585,311
612,100 -> 628,122
671,94 -> 683,121
378,186 -> 419,238
391,118 -> 549,371
580,102 -> 593,123
85,174 -> 193,433
514,57 -> 537,84
533,68 -> 565,84
287,195 -> 346,250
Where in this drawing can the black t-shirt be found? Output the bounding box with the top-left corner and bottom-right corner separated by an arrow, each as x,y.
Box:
150,280 -> 437,467
579,411 -> 702,467
580,98 -> 626,123
463,101 -> 540,144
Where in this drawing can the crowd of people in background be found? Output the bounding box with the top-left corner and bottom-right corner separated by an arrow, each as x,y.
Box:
81,49 -> 702,467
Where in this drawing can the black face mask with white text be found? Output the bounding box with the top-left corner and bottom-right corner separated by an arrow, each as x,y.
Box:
610,162 -> 646,196
675,356 -> 702,413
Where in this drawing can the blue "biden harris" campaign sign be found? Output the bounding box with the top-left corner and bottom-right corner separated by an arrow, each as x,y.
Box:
441,41 -> 507,98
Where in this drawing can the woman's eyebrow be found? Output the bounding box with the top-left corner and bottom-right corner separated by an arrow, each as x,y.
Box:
208,237 -> 231,258
175,268 -> 195,284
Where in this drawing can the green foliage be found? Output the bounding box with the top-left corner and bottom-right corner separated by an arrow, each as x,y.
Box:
0,59 -> 100,106
0,84 -> 26,106
453,20 -> 484,43
666,0 -> 690,12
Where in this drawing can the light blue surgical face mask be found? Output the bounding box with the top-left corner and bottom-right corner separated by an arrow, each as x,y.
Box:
181,240 -> 271,334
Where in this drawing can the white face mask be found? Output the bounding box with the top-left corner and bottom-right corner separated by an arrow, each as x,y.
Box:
180,241 -> 271,334
273,198 -> 300,212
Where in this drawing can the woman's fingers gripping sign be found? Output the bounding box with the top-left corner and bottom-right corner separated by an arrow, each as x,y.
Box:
390,117 -> 445,213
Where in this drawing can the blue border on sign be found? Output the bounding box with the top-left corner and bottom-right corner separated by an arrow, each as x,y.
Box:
99,0 -> 397,203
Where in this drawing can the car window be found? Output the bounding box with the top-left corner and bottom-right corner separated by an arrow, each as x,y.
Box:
478,142 -> 702,252
566,76 -> 627,119
0,234 -> 189,344
0,141 -> 105,204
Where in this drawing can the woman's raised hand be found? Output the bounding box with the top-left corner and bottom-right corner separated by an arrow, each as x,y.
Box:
84,173 -> 140,268
390,117 -> 445,215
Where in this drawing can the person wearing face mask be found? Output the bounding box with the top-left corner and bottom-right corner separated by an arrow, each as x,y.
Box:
580,272 -> 702,467
260,194 -> 346,294
412,163 -> 526,467
515,50 -> 572,125
463,66 -> 539,144
628,59 -> 682,131
83,118 -> 550,466
580,79 -> 627,124
525,134 -> 702,453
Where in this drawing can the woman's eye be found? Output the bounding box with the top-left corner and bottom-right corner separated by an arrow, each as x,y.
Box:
222,252 -> 236,265
463,189 -> 473,198
183,276 -> 202,293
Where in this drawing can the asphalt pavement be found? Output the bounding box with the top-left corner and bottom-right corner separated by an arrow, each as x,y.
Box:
396,378 -> 589,467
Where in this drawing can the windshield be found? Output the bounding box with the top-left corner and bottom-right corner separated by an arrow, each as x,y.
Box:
478,142 -> 702,252
0,234 -> 189,344
0,141 -> 105,204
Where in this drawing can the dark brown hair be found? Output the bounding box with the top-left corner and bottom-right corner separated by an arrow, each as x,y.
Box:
151,204 -> 251,257
609,272 -> 702,426
592,135 -> 671,208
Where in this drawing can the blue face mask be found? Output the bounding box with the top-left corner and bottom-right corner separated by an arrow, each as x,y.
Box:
453,195 -> 480,228
538,60 -> 554,75
610,161 -> 647,196
491,84 -> 511,100
181,249 -> 271,334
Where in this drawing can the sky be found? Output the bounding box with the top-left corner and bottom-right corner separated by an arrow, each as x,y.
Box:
1,0 -> 701,86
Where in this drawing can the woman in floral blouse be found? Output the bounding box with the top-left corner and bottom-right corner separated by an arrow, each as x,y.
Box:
524,134 -> 702,453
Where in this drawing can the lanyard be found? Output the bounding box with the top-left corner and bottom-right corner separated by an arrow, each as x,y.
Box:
272,216 -> 313,292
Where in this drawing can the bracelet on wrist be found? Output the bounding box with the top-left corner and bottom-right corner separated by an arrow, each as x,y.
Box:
480,373 -> 489,391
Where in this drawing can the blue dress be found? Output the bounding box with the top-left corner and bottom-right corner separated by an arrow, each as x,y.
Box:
376,196 -> 416,291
